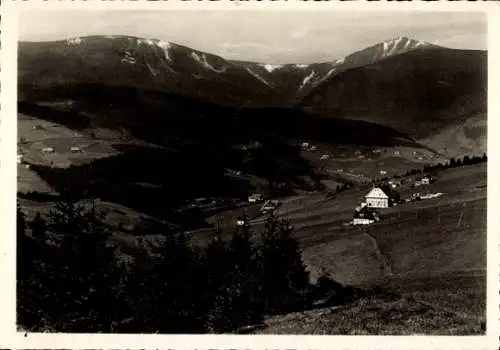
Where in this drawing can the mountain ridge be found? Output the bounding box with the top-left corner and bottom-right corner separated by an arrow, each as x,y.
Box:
19,34 -> 449,107
18,34 -> 487,148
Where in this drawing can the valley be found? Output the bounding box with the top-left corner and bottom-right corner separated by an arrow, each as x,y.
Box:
16,33 -> 487,335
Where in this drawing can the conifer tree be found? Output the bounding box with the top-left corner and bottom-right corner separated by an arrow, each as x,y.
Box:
153,231 -> 206,333
30,212 -> 46,242
45,194 -> 118,332
205,218 -> 264,333
260,213 -> 311,314
17,201 -> 42,329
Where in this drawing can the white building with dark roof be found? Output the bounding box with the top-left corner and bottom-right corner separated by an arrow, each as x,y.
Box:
365,187 -> 390,208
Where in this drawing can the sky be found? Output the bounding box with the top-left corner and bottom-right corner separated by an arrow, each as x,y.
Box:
19,11 -> 487,64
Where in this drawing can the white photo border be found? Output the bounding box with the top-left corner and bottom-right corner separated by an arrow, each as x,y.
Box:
1,1 -> 499,349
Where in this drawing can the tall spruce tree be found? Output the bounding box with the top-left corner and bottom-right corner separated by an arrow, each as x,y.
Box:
30,212 -> 46,242
45,194 -> 118,332
205,220 -> 264,333
150,231 -> 205,333
17,201 -> 51,330
260,213 -> 312,314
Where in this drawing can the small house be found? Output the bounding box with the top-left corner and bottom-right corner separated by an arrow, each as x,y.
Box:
379,170 -> 387,175
42,147 -> 54,153
236,217 -> 247,226
248,193 -> 263,203
301,142 -> 310,149
393,151 -> 400,156
320,154 -> 330,160
420,176 -> 432,185
310,146 -> 317,151
353,206 -> 380,226
70,146 -> 82,153
365,185 -> 400,208
17,154 -> 23,164
365,187 -> 390,208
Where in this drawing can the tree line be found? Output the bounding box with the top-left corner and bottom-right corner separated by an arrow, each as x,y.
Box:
17,190 -> 351,333
402,153 -> 487,177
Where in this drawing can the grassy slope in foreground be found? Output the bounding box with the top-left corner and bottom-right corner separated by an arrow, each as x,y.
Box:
251,163 -> 486,334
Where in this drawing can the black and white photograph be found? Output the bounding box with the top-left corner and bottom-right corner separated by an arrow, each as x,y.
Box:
5,3 -> 497,343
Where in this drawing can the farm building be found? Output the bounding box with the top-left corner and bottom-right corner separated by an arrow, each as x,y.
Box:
248,193 -> 263,203
365,187 -> 390,208
353,205 -> 380,225
414,175 -> 432,187
365,186 -> 400,208
420,175 -> 432,185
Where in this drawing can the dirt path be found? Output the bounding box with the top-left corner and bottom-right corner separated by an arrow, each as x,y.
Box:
363,231 -> 394,277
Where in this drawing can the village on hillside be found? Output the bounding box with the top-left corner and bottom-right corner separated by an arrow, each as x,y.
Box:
16,128 -> 484,233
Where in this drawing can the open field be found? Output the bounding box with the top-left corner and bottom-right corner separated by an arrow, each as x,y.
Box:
197,163 -> 486,333
258,292 -> 484,335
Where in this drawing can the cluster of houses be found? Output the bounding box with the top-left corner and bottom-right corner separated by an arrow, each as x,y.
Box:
41,146 -> 83,153
351,174 -> 434,226
301,142 -> 317,152
17,153 -> 31,169
351,185 -> 400,225
236,198 -> 281,226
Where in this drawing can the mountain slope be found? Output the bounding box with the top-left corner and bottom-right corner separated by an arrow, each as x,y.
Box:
297,47 -> 487,140
232,37 -> 438,104
18,35 -> 278,107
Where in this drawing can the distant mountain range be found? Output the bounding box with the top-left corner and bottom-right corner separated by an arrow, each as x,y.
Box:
17,34 -> 487,230
18,35 -> 440,106
18,34 -> 486,148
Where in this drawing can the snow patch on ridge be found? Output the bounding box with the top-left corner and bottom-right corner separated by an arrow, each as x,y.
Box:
190,52 -> 227,73
136,38 -> 156,46
380,37 -> 429,58
67,37 -> 82,45
137,39 -> 174,62
156,40 -> 173,61
246,68 -> 272,86
262,64 -> 282,73
298,70 -> 316,91
146,63 -> 159,77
